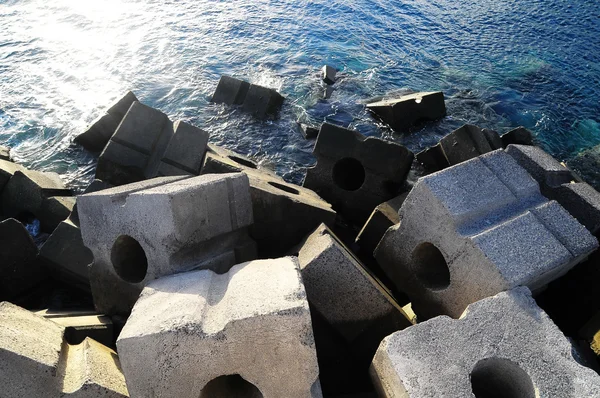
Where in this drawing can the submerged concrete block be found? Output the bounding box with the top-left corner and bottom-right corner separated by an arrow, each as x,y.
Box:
370,288 -> 600,397
74,91 -> 139,152
298,122 -> 320,140
375,149 -> 598,319
303,123 -> 413,224
322,65 -> 337,85
78,174 -> 256,315
210,75 -> 251,105
366,92 -> 446,131
439,124 -> 503,165
211,75 -> 284,118
117,257 -> 321,398
0,302 -> 128,397
0,158 -> 26,193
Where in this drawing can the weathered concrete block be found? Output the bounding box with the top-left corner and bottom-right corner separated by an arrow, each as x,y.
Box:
242,83 -> 285,118
375,149 -> 598,319
157,120 -> 209,176
74,91 -> 138,152
322,65 -> 337,85
78,174 -> 256,315
501,125 -> 534,147
0,158 -> 26,193
117,257 -> 321,398
303,123 -> 413,224
37,310 -> 114,347
356,193 -> 407,257
298,224 -> 412,350
568,144 -> 600,192
0,145 -> 10,161
0,218 -> 46,301
39,195 -> 76,233
202,143 -> 272,175
370,287 -> 600,397
415,143 -> 449,172
366,92 -> 446,131
0,302 -> 128,397
210,75 -> 251,105
298,122 -> 320,140
439,124 -> 503,165
507,144 -> 600,234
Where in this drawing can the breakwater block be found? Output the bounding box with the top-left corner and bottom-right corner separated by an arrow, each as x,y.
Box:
507,144 -> 600,234
77,174 -> 256,316
370,287 -> 600,397
202,144 -> 336,257
0,302 -> 128,397
366,91 -> 446,131
211,75 -> 284,118
298,224 -> 413,356
375,149 -> 598,319
96,101 -> 209,186
117,257 -> 322,398
303,123 -> 413,225
0,218 -> 46,301
36,310 -> 114,347
297,122 -> 320,139
0,145 -> 10,161
322,65 -> 337,85
501,126 -> 534,146
0,158 -> 27,192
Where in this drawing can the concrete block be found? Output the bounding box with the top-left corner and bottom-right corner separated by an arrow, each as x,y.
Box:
356,193 -> 407,257
210,75 -> 251,105
0,145 -> 10,161
303,123 -> 413,224
415,143 -> 449,172
439,124 -> 503,165
117,257 -> 321,398
568,144 -> 600,192
298,122 -> 320,140
39,195 -> 76,233
366,92 -> 446,131
77,174 -> 256,315
202,143 -> 273,175
375,149 -> 598,319
0,218 -> 46,301
501,126 -> 534,147
74,91 -> 138,152
370,287 -> 600,397
507,144 -> 600,234
242,83 -> 285,118
0,302 -> 128,397
37,311 -> 114,347
322,65 -> 337,85
298,224 -> 412,351
0,158 -> 26,192
158,120 -> 209,176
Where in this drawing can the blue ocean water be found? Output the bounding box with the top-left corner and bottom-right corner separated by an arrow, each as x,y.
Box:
0,0 -> 599,188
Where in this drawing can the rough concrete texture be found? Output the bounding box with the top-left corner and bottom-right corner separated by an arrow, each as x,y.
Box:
439,124 -> 503,165
211,75 -> 284,118
507,144 -> 600,234
370,287 -> 600,398
356,193 -> 407,256
0,145 -> 10,161
298,224 -> 413,348
202,143 -> 276,175
210,75 -> 251,105
366,92 -> 446,132
0,218 -> 46,301
74,91 -> 138,152
77,174 -> 256,315
96,101 -> 208,185
0,302 -> 128,397
501,126 -> 534,147
117,257 -> 321,398
322,65 -> 337,85
303,123 -> 413,225
375,149 -> 598,319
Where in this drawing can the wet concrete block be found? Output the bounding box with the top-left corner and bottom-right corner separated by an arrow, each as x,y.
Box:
77,174 -> 256,316
501,126 -> 534,147
0,145 -> 10,161
201,144 -> 272,175
157,121 -> 209,176
322,65 -> 337,85
74,91 -> 138,152
0,218 -> 46,301
366,92 -> 446,131
439,124 -> 503,165
568,144 -> 600,192
303,123 -> 413,225
298,122 -> 320,140
415,143 -> 449,172
210,75 -> 251,105
374,149 -> 598,319
0,302 -> 128,397
298,224 -> 413,351
371,287 -> 600,397
117,257 -> 321,398
241,83 -> 285,118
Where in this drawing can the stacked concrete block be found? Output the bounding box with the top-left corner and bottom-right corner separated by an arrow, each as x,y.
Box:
0,218 -> 46,301
74,91 -> 138,152
568,144 -> 600,192
303,123 -> 413,225
96,101 -> 209,186
0,145 -> 10,161
77,174 -> 256,315
0,302 -> 128,397
375,149 -> 598,319
507,144 -> 600,234
0,158 -> 27,192
322,65 -> 337,85
211,75 -> 285,118
366,92 -> 446,131
298,224 -> 413,356
202,143 -> 273,175
370,287 -> 600,397
501,126 -> 534,147
414,143 -> 449,172
117,257 -> 321,398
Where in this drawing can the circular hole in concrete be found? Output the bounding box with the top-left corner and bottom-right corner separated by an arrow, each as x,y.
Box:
411,242 -> 450,290
200,374 -> 264,398
470,357 -> 535,398
110,235 -> 148,283
332,157 -> 365,191
228,155 -> 257,169
268,181 -> 300,195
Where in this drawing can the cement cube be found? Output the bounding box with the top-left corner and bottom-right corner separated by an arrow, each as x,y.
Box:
210,75 -> 251,105
37,310 -> 114,347
117,257 -> 321,398
77,174 -> 256,315
242,84 -> 285,118
158,120 -> 209,176
297,122 -> 320,139
0,302 -> 128,397
439,124 -> 503,165
0,159 -> 26,192
375,149 -> 598,319
366,92 -> 446,132
303,123 -> 413,225
370,287 -> 600,397
322,65 -> 337,85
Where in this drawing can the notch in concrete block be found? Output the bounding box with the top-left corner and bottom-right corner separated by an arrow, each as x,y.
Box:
242,84 -> 285,118
366,91 -> 446,132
